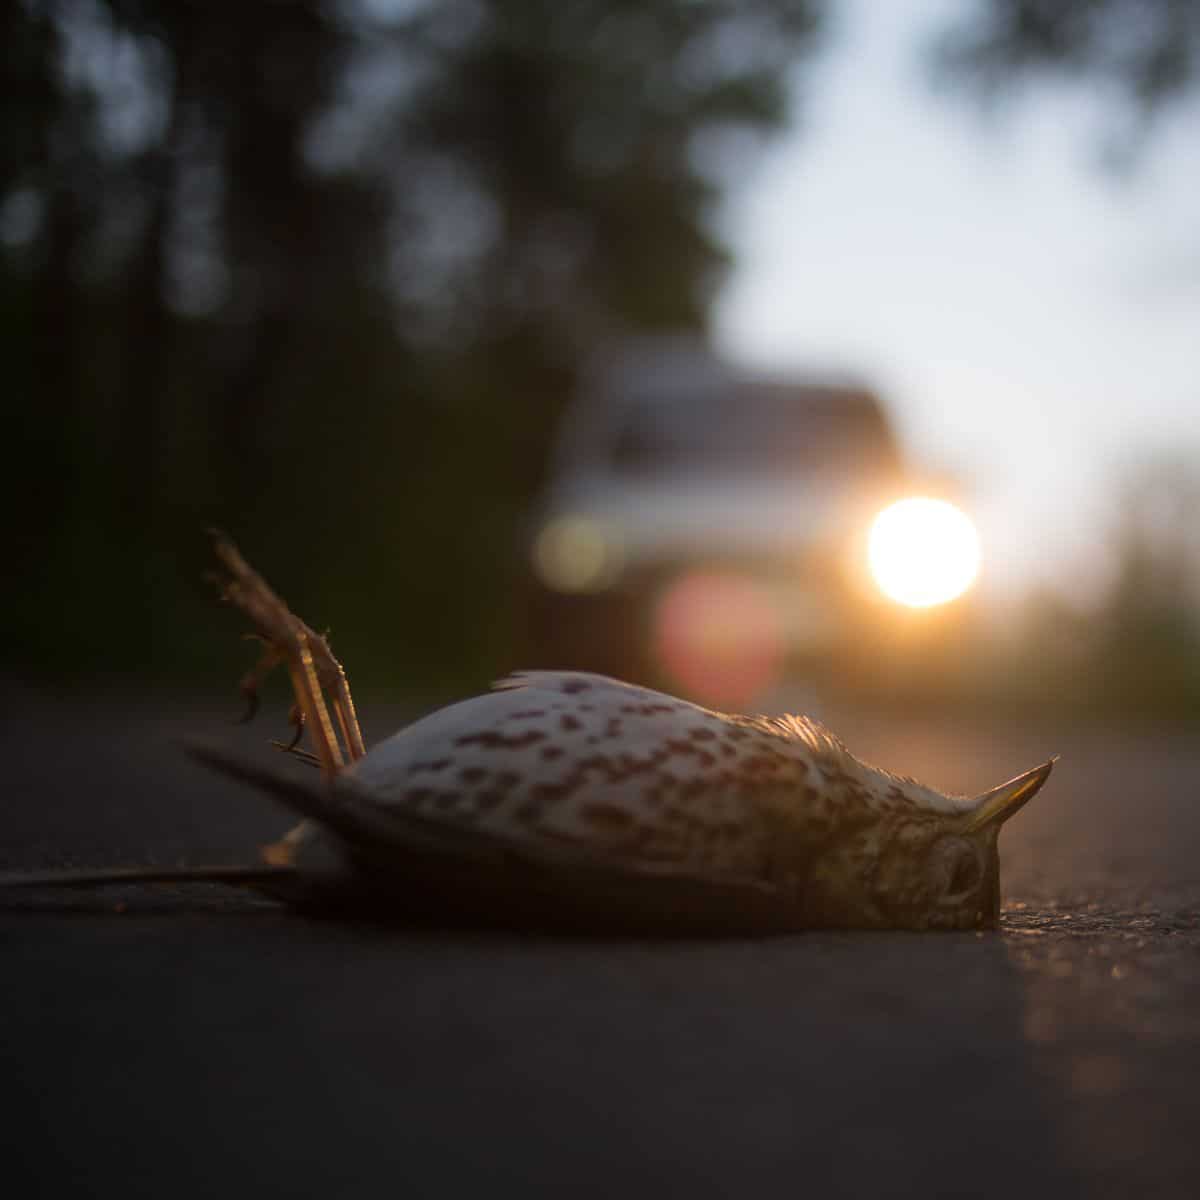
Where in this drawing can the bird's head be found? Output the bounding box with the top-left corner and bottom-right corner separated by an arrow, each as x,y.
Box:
801,758 -> 1055,930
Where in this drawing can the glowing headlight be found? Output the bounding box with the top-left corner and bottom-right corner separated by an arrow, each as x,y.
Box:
868,497 -> 980,608
533,515 -> 624,593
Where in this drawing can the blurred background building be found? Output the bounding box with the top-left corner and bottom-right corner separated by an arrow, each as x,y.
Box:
3,0 -> 1198,718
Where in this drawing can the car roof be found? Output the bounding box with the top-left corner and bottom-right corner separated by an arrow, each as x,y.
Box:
554,341 -> 893,476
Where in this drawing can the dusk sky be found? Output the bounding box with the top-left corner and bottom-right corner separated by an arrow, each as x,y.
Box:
717,0 -> 1200,607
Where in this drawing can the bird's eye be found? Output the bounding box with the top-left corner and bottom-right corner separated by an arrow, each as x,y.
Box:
934,838 -> 982,904
950,853 -> 979,895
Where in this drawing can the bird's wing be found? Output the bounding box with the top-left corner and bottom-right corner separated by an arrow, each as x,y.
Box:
350,674 -> 803,878
186,738 -> 793,933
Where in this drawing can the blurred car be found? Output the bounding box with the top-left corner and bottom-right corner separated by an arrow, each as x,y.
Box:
523,338 -> 980,706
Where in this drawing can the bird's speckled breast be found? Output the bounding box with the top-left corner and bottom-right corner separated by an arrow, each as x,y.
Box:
348,673 -> 816,876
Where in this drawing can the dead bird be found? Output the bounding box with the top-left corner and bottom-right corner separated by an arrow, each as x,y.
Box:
1,534 -> 1054,933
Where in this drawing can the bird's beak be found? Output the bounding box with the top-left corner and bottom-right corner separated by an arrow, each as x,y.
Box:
960,758 -> 1056,834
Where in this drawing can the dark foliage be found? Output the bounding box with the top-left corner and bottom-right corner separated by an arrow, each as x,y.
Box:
1,0 -> 823,693
932,0 -> 1200,118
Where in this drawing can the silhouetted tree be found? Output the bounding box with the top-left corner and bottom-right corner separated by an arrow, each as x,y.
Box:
933,1 -> 1200,131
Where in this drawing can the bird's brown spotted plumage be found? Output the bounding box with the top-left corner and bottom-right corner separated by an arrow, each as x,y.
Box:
339,670 -> 1053,929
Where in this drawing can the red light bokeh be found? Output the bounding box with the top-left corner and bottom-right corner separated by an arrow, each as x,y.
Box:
651,570 -> 785,709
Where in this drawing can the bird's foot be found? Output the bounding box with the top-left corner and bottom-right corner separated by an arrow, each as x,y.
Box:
207,530 -> 366,784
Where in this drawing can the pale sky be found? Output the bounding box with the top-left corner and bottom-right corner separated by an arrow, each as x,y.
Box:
716,0 -> 1200,606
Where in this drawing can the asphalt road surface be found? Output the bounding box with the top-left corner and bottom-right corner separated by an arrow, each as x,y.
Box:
3,683 -> 1199,1199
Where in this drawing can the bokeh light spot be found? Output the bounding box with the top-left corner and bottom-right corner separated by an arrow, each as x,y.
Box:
652,571 -> 784,708
533,515 -> 623,593
868,498 -> 980,608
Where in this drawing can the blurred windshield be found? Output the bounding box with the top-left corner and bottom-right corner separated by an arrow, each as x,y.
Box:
607,382 -> 901,478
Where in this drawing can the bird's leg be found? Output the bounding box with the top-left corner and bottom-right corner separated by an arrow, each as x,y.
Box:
258,627 -> 344,864
236,638 -> 283,725
283,703 -> 306,752
267,704 -> 320,766
329,670 -> 367,762
208,531 -> 370,866
207,530 -> 366,782
283,625 -> 345,778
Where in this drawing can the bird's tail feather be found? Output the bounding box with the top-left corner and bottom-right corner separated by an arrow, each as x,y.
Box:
183,738 -> 523,862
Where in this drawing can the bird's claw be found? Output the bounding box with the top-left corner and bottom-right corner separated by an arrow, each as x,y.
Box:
236,690 -> 260,726
285,704 -> 305,751
207,530 -> 366,782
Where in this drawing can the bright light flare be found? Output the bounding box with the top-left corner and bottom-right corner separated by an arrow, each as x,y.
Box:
868,498 -> 980,608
